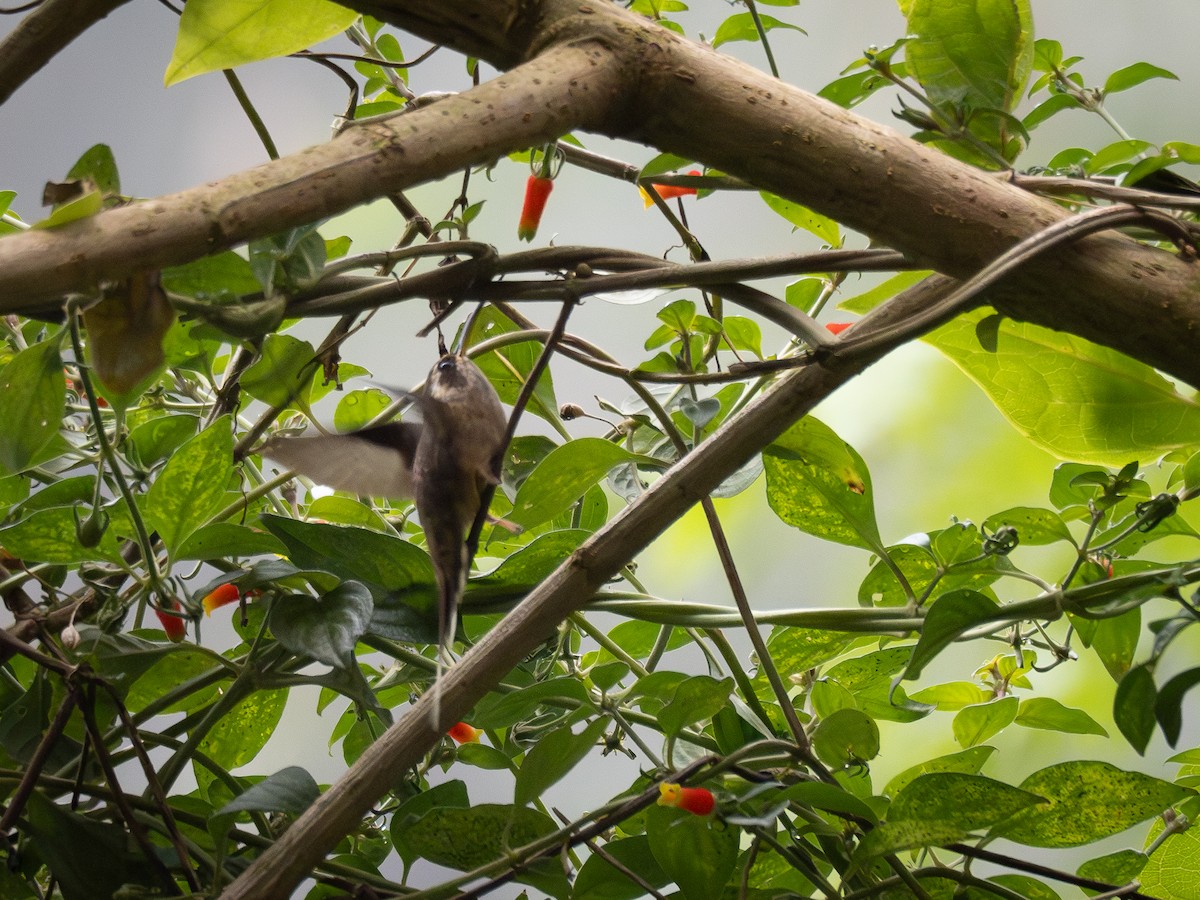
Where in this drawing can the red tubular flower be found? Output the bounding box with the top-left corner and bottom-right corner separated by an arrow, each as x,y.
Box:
641,169 -> 701,207
154,601 -> 186,642
447,722 -> 482,744
518,175 -> 554,242
825,322 -> 853,335
202,583 -> 241,615
657,782 -> 715,816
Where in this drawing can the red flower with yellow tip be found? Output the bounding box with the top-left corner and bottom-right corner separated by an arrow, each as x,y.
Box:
201,583 -> 241,615
640,169 -> 701,207
657,782 -> 714,816
447,722 -> 483,744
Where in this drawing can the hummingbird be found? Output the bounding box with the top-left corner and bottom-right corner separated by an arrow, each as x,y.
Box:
260,350 -> 509,691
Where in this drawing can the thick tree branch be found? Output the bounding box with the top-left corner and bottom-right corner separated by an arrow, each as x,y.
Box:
362,0 -> 1200,387
0,40 -> 626,308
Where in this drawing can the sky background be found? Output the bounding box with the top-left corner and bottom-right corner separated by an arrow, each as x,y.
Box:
4,1 -> 1200,893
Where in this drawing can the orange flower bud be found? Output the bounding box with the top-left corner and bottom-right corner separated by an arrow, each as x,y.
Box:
641,169 -> 701,207
154,601 -> 186,642
657,782 -> 714,816
202,583 -> 241,615
518,175 -> 554,242
447,722 -> 483,744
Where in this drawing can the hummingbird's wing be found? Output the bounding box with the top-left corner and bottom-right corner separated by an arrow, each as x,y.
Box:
260,422 -> 422,498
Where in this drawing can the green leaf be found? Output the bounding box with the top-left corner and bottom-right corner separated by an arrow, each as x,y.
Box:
455,742 -> 511,770
509,438 -> 659,530
1015,697 -> 1108,737
0,337 -> 64,475
574,835 -> 669,900
33,189 -> 103,228
1104,62 -> 1178,95
883,746 -> 996,798
658,676 -> 734,738
165,0 -> 359,85
902,589 -> 999,681
1113,663 -> 1157,753
25,792 -> 175,900
269,581 -> 374,669
998,760 -> 1193,847
764,416 -> 882,552
1155,666 -> 1200,746
218,765 -> 320,816
812,708 -> 880,768
712,12 -> 805,49
390,781 -> 470,870
260,515 -> 435,592
466,529 -> 589,604
928,308 -> 1200,464
471,676 -> 590,729
953,696 -> 1018,748
640,152 -> 695,179
0,505 -> 124,564
177,522 -> 287,560
514,718 -> 606,806
647,803 -> 739,900
1084,607 -> 1140,680
67,144 -> 120,196
759,192 -> 839,244
240,334 -> 319,410
857,773 -> 1042,860
405,804 -> 568,895
333,388 -> 393,432
905,0 -> 1033,113
1077,849 -> 1147,889
467,306 -> 558,425
722,316 -> 763,358
143,415 -> 234,557
1139,825 -> 1200,900
126,413 -> 200,468
761,626 -> 854,677
982,506 -> 1075,546
777,781 -> 879,826
196,687 -> 288,775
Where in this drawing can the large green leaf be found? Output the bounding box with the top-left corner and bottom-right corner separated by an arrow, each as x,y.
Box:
573,835 -> 670,900
143,415 -> 234,557
929,308 -> 1200,464
269,581 -> 374,669
196,687 -> 288,775
165,0 -> 358,85
467,305 -> 559,425
0,505 -> 124,565
0,336 -> 64,475
25,792 -> 176,900
647,804 -> 739,900
764,416 -> 882,552
902,589 -> 1000,681
405,804 -> 569,895
998,760 -> 1193,847
855,773 -> 1042,861
509,438 -> 660,530
905,0 -> 1033,113
883,746 -> 996,798
514,718 -> 607,806
260,515 -> 434,590
218,765 -> 320,817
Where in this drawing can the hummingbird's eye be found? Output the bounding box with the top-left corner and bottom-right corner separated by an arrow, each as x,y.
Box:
437,358 -> 455,372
